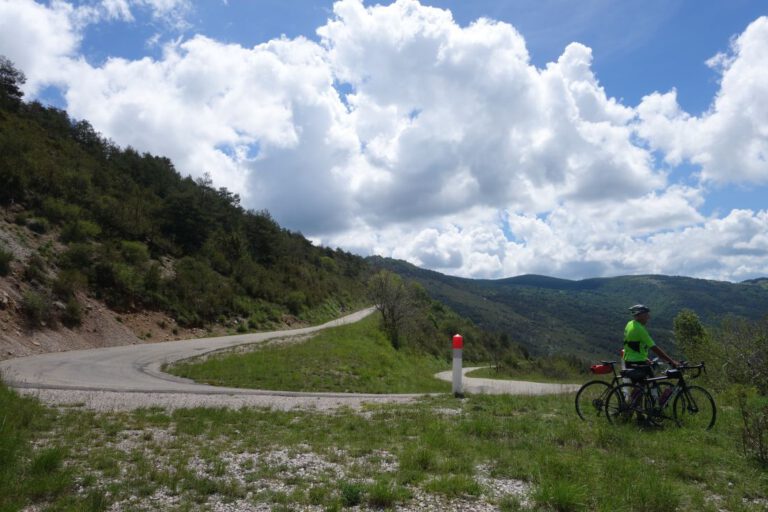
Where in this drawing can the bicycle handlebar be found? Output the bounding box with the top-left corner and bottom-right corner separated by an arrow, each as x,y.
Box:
676,361 -> 706,379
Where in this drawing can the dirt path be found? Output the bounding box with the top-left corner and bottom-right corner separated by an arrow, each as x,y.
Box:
1,309 -> 576,411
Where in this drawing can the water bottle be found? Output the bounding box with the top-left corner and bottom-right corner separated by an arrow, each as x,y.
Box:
660,387 -> 673,405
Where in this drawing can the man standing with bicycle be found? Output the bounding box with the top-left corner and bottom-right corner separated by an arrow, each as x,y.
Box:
623,304 -> 679,380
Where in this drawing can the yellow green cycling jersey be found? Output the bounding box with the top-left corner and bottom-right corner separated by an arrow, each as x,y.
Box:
623,319 -> 655,363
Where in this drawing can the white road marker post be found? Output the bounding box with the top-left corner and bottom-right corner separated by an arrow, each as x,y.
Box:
452,333 -> 464,398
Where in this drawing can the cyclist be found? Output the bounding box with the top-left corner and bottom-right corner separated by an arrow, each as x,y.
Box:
623,304 -> 679,381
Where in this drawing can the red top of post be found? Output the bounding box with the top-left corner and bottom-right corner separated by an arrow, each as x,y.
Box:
452,333 -> 463,349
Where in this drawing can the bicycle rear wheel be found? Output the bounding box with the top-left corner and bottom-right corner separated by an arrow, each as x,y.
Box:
672,385 -> 716,430
605,384 -> 645,425
644,382 -> 675,427
575,380 -> 612,421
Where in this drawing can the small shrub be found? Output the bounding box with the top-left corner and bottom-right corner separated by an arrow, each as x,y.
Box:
23,254 -> 48,284
738,387 -> 768,465
53,269 -> 87,299
120,241 -> 149,265
14,212 -> 29,226
532,480 -> 588,512
284,291 -> 306,316
308,485 -> 331,506
60,220 -> 101,243
61,298 -> 83,327
59,243 -> 94,270
339,481 -> 364,507
82,490 -> 110,512
27,217 -> 50,234
41,198 -> 81,224
30,447 -> 65,476
22,291 -> 54,328
0,245 -> 13,276
366,479 -> 409,508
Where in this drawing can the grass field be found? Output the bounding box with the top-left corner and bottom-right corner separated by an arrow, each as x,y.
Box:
3,386 -> 766,511
166,314 -> 452,394
2,315 -> 767,511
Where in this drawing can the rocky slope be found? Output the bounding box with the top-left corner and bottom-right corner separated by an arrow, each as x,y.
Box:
0,207 -> 221,361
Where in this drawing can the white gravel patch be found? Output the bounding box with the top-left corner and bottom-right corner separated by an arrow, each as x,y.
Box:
15,388 -> 419,412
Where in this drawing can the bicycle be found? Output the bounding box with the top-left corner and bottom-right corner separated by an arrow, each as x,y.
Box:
605,362 -> 716,430
575,361 -> 624,421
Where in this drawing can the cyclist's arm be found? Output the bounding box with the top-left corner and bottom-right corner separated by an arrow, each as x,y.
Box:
651,345 -> 679,367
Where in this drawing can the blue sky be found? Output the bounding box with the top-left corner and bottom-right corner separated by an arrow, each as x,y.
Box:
1,0 -> 767,281
75,1 -> 766,112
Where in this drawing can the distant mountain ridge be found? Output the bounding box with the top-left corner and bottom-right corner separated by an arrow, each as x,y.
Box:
368,256 -> 768,359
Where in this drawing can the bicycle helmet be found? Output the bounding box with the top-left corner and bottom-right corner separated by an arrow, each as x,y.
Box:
629,304 -> 650,316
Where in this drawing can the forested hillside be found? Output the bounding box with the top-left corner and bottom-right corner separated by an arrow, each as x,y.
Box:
369,256 -> 768,359
0,57 -> 506,364
7,54 -> 764,367
0,58 -> 369,335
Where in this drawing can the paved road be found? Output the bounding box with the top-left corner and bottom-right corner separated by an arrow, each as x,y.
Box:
0,308 -> 576,411
435,368 -> 581,395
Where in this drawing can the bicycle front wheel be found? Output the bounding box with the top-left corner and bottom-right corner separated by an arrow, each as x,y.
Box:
575,380 -> 612,421
672,385 -> 716,430
605,384 -> 645,425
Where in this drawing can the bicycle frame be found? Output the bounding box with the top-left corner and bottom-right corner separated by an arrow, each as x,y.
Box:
605,362 -> 714,429
646,363 -> 703,403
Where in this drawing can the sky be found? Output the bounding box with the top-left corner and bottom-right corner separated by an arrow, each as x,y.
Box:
1,0 -> 767,283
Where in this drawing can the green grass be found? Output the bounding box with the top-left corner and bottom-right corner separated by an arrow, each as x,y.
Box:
167,313 -> 452,393
2,316 -> 767,511
1,370 -> 767,512
3,389 -> 765,511
0,376 -> 74,511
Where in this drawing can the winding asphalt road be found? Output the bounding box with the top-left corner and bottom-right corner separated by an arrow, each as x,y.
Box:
0,307 -> 577,411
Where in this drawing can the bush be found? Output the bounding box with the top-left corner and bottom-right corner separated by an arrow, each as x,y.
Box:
22,290 -> 54,328
339,482 -> 364,507
119,241 -> 149,265
13,212 -> 29,226
41,198 -> 81,224
52,269 -> 86,299
0,245 -> 13,276
59,243 -> 95,271
27,217 -> 50,234
60,220 -> 101,243
737,387 -> 768,465
284,291 -> 306,315
23,254 -> 48,284
61,298 -> 83,327
719,317 -> 768,395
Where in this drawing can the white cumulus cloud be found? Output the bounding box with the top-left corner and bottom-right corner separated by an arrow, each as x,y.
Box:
1,0 -> 768,281
637,16 -> 768,185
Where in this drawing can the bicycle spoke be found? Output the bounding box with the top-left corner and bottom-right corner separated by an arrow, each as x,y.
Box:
575,380 -> 612,422
605,384 -> 645,425
644,382 -> 675,427
673,385 -> 716,430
